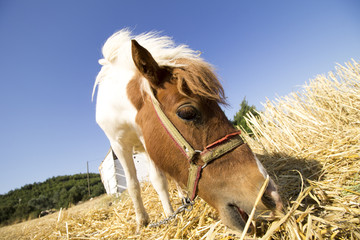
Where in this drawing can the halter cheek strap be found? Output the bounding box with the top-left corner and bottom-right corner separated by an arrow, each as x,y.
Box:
186,133 -> 243,200
151,95 -> 243,201
151,96 -> 197,160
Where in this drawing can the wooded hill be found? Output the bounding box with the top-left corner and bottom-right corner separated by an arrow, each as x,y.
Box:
0,173 -> 105,226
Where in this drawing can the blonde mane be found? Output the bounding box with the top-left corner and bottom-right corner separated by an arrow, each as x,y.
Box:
172,58 -> 226,104
93,29 -> 225,104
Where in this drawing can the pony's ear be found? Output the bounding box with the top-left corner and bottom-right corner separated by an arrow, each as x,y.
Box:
131,40 -> 163,88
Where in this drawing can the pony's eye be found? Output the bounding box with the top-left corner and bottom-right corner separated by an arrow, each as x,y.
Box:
176,105 -> 200,121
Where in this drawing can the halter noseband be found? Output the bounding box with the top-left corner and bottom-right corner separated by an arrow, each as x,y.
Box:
151,95 -> 244,201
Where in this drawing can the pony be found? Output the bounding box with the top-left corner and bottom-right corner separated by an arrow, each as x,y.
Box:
93,29 -> 282,233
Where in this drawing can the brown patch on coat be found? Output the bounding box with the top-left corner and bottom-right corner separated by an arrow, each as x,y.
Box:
126,73 -> 144,111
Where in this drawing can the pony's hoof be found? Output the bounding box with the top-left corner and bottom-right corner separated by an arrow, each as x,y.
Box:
136,219 -> 149,234
135,226 -> 141,235
138,212 -> 150,227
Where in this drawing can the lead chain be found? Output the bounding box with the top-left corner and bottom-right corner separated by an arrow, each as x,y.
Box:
148,198 -> 194,228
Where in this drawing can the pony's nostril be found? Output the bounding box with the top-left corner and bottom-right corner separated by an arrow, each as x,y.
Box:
261,192 -> 277,209
261,178 -> 282,210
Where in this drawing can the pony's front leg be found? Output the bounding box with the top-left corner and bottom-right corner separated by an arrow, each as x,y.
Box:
111,142 -> 149,229
148,157 -> 174,216
175,182 -> 186,200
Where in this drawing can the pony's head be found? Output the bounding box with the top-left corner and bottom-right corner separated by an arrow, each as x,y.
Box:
129,39 -> 282,233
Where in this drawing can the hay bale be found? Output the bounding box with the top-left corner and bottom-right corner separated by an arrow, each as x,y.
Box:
240,59 -> 360,239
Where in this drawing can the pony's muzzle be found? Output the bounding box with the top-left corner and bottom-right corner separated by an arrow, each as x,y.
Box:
260,179 -> 283,217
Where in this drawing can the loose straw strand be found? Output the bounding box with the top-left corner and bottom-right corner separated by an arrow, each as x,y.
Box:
240,175 -> 270,240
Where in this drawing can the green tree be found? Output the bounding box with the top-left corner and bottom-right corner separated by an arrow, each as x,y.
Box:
91,182 -> 106,197
232,97 -> 259,135
28,195 -> 52,210
57,188 -> 69,208
68,185 -> 86,204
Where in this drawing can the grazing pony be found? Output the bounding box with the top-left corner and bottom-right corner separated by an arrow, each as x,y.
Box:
93,29 -> 282,233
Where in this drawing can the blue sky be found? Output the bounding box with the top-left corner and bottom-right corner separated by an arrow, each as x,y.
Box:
0,0 -> 359,194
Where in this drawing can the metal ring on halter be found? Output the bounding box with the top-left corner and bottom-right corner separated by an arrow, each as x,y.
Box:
182,197 -> 194,206
181,197 -> 194,212
201,162 -> 208,169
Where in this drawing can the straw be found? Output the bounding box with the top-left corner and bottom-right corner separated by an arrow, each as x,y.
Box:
240,175 -> 269,240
